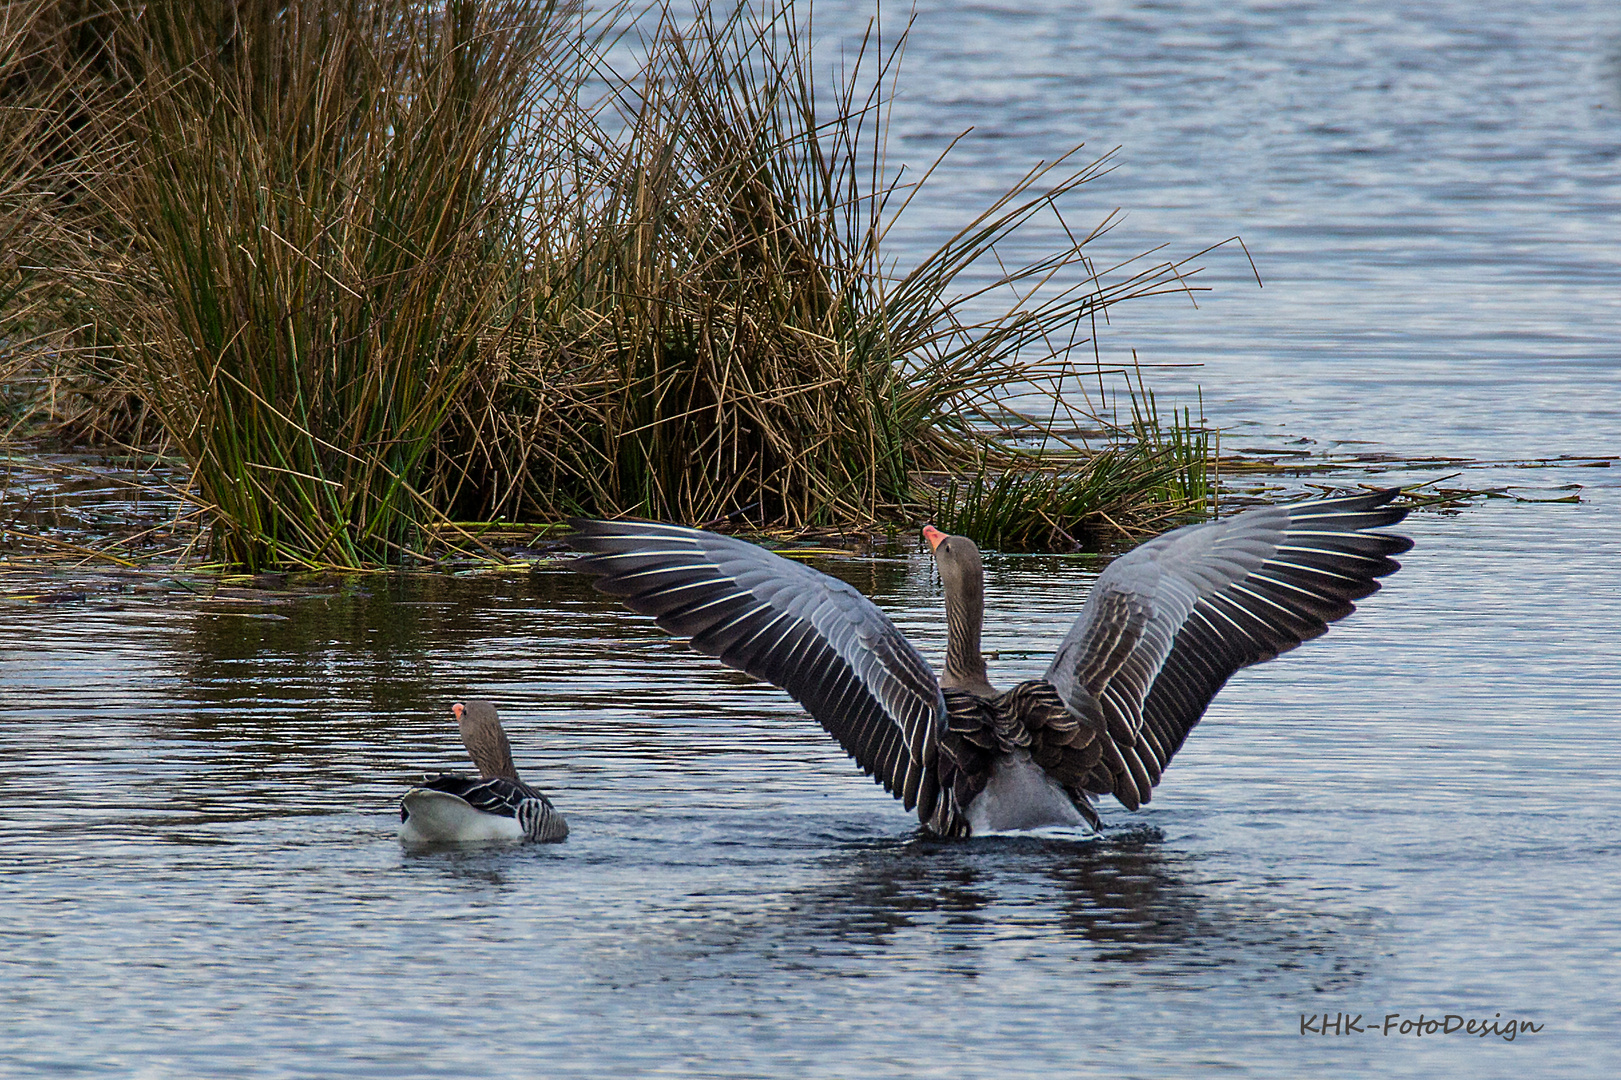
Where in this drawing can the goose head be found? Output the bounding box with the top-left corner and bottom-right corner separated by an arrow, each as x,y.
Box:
452,699 -> 521,781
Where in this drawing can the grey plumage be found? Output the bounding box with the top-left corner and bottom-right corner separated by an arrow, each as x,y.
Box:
569,489 -> 1412,836
400,700 -> 568,843
568,520 -> 946,817
408,772 -> 568,842
1042,490 -> 1413,810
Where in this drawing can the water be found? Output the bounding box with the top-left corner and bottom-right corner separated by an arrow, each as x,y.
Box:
4,1 -> 1621,1076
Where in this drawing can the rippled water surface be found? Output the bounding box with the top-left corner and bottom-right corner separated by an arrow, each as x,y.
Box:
5,1 -> 1620,1077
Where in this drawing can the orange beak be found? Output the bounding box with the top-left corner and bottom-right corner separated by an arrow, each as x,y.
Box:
922,524 -> 947,552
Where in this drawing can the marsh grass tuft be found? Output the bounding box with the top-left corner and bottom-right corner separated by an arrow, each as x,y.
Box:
926,385 -> 1213,551
438,1 -> 1227,532
0,0 -> 119,439
5,0 -> 1230,568
112,0 -> 556,568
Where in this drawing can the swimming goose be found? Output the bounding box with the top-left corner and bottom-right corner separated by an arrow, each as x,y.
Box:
569,489 -> 1412,836
399,701 -> 568,843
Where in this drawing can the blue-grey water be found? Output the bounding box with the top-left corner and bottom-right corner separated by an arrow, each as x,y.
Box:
4,1 -> 1620,1076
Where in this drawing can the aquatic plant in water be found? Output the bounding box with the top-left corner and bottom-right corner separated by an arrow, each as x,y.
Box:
3,0 -> 1230,568
439,1 -> 1225,534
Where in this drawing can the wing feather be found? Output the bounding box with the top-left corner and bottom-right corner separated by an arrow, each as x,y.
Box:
569,520 -> 947,813
1044,489 -> 1412,812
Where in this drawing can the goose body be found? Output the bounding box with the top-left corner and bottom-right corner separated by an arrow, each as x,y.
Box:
399,701 -> 568,844
569,489 -> 1413,836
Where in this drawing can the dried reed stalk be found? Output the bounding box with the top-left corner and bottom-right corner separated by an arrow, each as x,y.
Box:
105,0 -> 557,568
5,1 -> 1223,567
439,1 -> 1221,531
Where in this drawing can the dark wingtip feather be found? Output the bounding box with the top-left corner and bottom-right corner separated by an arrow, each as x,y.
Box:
566,518 -> 949,826
1056,487 -> 1417,819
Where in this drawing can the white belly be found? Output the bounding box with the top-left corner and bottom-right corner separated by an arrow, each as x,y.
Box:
399,789 -> 525,843
964,751 -> 1092,835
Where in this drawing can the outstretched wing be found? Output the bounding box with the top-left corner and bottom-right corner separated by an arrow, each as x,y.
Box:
1044,488 -> 1413,811
568,520 -> 948,818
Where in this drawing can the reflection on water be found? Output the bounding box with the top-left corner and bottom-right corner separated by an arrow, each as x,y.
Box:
7,505 -> 1616,1077
789,832 -> 1202,952
770,829 -> 1375,988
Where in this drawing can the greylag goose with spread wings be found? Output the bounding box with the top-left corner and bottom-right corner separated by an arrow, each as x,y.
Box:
400,701 -> 568,843
569,489 -> 1412,836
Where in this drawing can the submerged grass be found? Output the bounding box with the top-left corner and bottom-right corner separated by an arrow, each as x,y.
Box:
4,1 -> 1229,569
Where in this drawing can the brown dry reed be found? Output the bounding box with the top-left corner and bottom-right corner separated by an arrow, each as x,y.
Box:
0,0 -> 126,440
4,1 -> 1219,570
119,0 -> 555,569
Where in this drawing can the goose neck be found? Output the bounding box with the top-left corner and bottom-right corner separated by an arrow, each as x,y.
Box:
943,579 -> 992,694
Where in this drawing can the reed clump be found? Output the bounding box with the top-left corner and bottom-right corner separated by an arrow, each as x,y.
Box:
927,389 -> 1213,552
438,3 -> 1220,531
117,0 -> 556,568
4,1 -> 1223,569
